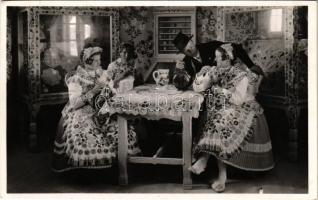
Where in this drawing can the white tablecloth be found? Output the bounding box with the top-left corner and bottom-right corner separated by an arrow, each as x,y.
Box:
99,84 -> 204,121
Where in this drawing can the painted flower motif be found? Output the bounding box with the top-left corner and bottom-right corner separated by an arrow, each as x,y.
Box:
135,39 -> 154,58
202,18 -> 209,25
208,26 -> 215,32
131,18 -> 138,27
209,18 -> 216,25
123,22 -> 129,30
201,25 -> 207,32
140,10 -> 147,17
298,39 -> 308,55
130,29 -> 138,38
139,23 -> 146,31
106,125 -> 116,133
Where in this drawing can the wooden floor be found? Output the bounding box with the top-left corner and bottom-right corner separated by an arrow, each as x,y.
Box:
6,140 -> 308,194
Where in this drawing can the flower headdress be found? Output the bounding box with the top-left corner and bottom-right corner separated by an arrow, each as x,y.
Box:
82,47 -> 103,63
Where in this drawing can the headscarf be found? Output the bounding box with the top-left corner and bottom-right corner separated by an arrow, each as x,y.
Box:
82,47 -> 103,63
220,43 -> 234,60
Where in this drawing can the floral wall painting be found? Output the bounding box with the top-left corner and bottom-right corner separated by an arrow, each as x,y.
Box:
120,7 -> 150,39
117,6 -> 306,98
224,9 -> 284,42
296,38 -> 308,99
220,8 -> 291,97
7,12 -> 12,81
245,40 -> 286,96
224,11 -> 257,42
196,7 -> 218,43
119,7 -> 155,82
134,31 -> 154,70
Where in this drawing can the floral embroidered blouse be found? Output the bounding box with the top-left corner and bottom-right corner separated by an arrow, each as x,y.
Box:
209,65 -> 262,106
106,58 -> 134,81
65,66 -> 109,111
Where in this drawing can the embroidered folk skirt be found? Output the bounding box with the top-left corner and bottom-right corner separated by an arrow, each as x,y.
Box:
194,101 -> 274,171
52,103 -> 141,172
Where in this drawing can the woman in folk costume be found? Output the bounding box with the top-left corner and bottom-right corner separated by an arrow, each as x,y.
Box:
105,43 -> 138,89
52,46 -> 140,172
172,32 -> 264,90
190,44 -> 274,192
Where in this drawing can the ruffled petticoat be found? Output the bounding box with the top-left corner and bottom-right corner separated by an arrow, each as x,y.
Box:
194,99 -> 274,171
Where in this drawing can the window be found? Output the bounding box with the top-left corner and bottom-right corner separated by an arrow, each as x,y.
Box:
270,9 -> 283,32
61,16 -> 92,56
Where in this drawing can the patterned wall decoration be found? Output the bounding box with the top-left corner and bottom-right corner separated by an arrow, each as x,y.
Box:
120,7 -> 150,39
284,7 -> 296,105
224,11 -> 257,42
296,39 -> 308,99
285,7 -> 307,132
118,6 -> 306,101
119,6 -> 222,80
20,11 -> 30,95
293,7 -> 308,99
7,12 -> 12,81
242,40 -> 286,96
196,7 -> 218,43
217,7 -> 294,97
119,7 -> 155,79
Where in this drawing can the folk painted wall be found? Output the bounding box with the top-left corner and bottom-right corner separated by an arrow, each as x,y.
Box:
119,7 -> 155,82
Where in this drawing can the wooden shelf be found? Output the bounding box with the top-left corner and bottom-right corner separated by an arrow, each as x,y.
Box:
159,50 -> 179,52
159,33 -> 179,35
155,13 -> 194,58
159,44 -> 175,47
159,38 -> 176,41
159,21 -> 190,23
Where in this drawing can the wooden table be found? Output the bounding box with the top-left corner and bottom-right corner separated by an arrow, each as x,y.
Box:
99,84 -> 204,189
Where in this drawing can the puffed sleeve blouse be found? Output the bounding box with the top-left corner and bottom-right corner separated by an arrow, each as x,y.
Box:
209,65 -> 259,106
66,66 -> 108,110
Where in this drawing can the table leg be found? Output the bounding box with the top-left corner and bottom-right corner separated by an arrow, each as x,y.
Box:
118,116 -> 128,185
182,112 -> 192,189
